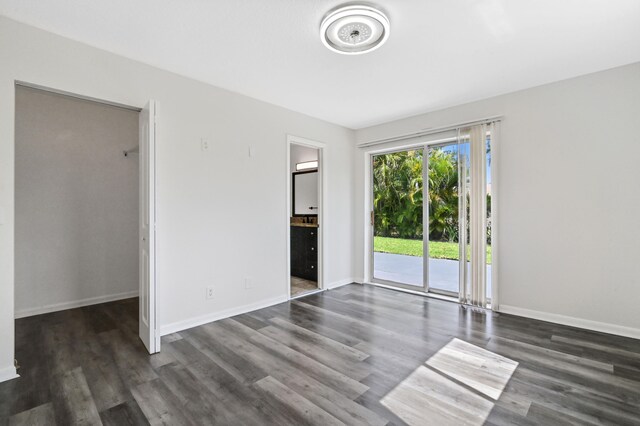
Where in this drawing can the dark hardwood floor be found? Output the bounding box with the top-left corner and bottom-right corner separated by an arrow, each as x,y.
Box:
1,284 -> 639,425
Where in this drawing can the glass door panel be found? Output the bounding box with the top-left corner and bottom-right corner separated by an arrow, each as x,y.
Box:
427,142 -> 468,296
372,149 -> 424,289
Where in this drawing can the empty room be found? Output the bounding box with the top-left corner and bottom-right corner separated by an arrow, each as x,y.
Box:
0,1 -> 639,425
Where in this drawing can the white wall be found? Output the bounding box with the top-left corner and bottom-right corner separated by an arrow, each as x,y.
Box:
0,17 -> 355,380
14,86 -> 139,317
354,63 -> 640,336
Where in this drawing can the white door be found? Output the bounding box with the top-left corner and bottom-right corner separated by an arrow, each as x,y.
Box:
139,100 -> 158,353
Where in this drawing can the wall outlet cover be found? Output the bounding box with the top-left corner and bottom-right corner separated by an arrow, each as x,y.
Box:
206,286 -> 214,299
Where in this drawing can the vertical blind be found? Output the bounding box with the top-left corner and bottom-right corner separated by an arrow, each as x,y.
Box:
459,122 -> 498,309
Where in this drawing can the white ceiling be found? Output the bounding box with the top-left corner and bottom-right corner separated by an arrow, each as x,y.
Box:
1,0 -> 639,129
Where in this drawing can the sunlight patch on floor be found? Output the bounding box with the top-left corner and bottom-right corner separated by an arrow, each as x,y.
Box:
381,338 -> 518,425
427,338 -> 518,400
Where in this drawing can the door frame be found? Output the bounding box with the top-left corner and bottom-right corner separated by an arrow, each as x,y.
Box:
286,135 -> 327,299
12,81 -> 159,353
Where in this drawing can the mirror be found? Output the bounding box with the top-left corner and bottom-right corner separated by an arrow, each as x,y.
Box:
292,171 -> 318,216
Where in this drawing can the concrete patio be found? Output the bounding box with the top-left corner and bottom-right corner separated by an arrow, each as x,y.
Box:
374,252 -> 492,295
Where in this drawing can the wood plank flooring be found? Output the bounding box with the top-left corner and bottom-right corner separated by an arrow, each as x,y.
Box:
1,284 -> 640,425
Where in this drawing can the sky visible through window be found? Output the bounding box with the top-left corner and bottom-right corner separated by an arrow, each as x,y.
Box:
438,139 -> 491,187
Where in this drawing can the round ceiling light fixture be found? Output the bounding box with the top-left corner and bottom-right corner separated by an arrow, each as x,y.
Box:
320,5 -> 390,55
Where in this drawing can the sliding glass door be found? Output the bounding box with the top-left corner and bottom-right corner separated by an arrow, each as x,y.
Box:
371,125 -> 493,304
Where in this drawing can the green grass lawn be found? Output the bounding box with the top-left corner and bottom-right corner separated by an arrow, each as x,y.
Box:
374,236 -> 492,263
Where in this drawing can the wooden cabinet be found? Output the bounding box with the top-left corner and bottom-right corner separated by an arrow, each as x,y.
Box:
290,226 -> 318,281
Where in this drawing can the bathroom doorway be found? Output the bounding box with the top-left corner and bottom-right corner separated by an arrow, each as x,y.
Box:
287,136 -> 325,298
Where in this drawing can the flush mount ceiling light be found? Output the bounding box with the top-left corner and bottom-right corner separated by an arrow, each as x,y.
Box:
320,5 -> 390,55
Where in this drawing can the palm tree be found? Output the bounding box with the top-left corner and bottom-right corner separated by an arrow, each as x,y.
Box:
373,148 -> 460,243
373,150 -> 423,239
427,148 -> 459,242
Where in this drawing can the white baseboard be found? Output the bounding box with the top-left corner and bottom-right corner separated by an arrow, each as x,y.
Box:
326,278 -> 356,290
14,290 -> 139,319
499,305 -> 640,340
0,365 -> 19,383
160,295 -> 289,336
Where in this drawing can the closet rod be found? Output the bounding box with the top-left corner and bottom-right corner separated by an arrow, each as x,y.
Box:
123,146 -> 139,157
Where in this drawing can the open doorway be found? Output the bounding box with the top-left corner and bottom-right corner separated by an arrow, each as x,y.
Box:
13,84 -> 158,375
287,136 -> 324,298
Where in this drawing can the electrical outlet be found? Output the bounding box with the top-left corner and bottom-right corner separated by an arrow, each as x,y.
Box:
206,286 -> 214,299
201,138 -> 210,151
244,278 -> 253,289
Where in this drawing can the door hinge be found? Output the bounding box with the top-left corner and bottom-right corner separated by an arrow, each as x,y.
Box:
370,211 -> 374,227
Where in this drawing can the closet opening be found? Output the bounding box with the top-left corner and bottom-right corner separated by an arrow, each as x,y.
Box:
13,84 -> 158,378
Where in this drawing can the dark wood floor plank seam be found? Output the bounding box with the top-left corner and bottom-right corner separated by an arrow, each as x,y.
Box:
256,325 -> 372,381
268,316 -> 370,361
208,319 -> 371,400
253,376 -> 345,426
